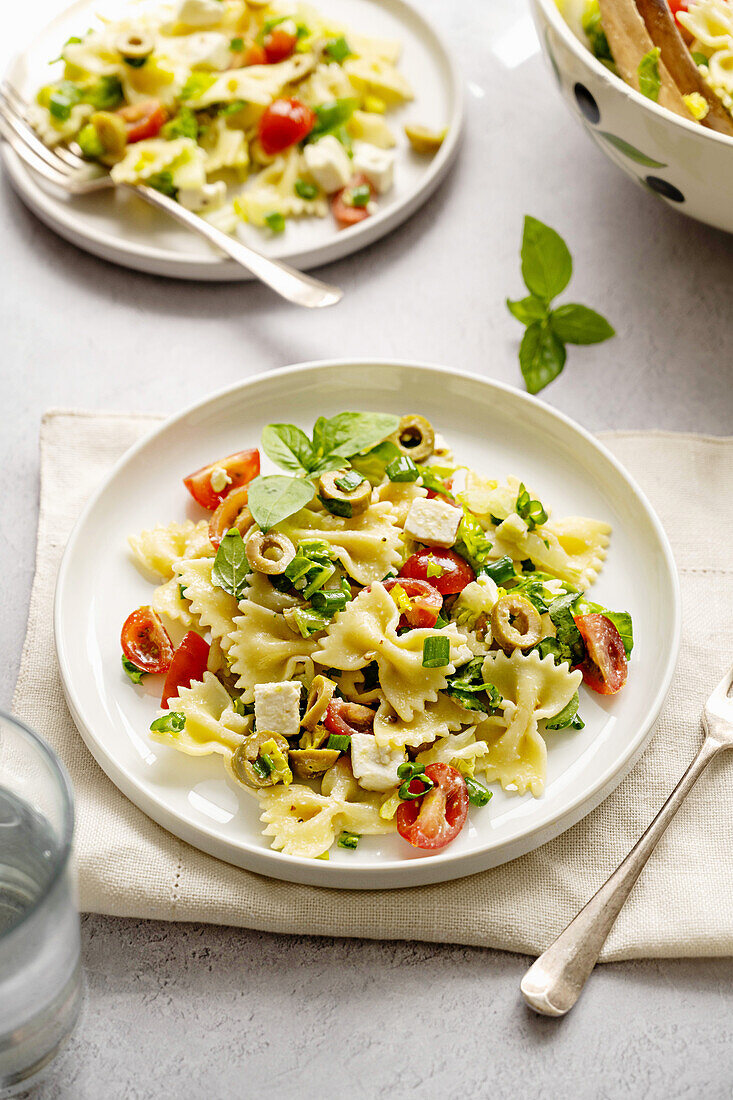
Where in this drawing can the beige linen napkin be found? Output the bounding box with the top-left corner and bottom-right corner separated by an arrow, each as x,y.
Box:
11,411 -> 733,961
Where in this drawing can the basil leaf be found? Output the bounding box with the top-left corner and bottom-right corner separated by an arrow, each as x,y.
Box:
305,98 -> 359,143
150,712 -> 186,733
248,475 -> 314,532
579,601 -> 634,657
638,47 -> 662,102
211,527 -> 250,599
519,322 -> 566,395
521,215 -> 572,301
545,692 -> 580,731
122,655 -> 146,684
533,637 -> 565,664
308,453 -> 350,478
550,304 -> 615,345
548,594 -> 585,665
506,295 -> 548,326
261,423 -> 315,473
351,440 -> 401,485
319,412 -> 400,459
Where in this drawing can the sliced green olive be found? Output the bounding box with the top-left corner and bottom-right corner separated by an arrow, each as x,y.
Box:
245,530 -> 296,575
289,747 -> 340,780
116,31 -> 155,61
490,594 -> 542,651
404,124 -> 447,155
390,415 -> 435,462
301,675 -> 337,732
299,722 -> 331,750
230,730 -> 290,789
90,111 -> 128,156
319,469 -> 371,518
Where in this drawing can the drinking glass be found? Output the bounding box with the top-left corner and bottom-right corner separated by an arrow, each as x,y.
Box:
0,712 -> 82,1094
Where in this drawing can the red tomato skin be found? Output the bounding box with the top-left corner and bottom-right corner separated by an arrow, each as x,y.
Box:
382,577 -> 442,629
396,763 -> 469,850
258,98 -> 315,155
245,43 -> 268,65
161,631 -> 210,709
400,548 -> 475,596
121,607 -> 174,674
118,100 -> 167,143
263,27 -> 297,63
323,698 -> 375,738
331,175 -> 374,229
574,613 -> 628,696
183,448 -> 260,511
208,485 -> 253,549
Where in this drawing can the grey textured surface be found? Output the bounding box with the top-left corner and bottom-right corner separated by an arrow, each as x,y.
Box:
2,0 -> 733,1095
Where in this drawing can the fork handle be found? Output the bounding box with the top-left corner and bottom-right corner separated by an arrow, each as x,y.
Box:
520,733 -> 724,1016
124,185 -> 342,308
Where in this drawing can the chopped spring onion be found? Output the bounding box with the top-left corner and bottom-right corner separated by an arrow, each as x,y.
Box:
398,774 -> 435,801
122,656 -> 146,684
284,554 -> 314,584
334,468 -> 365,493
386,455 -> 419,482
397,761 -> 427,781
349,184 -> 371,208
337,831 -> 360,850
516,483 -> 548,531
264,211 -> 286,234
230,36 -> 244,51
310,584 -> 351,616
178,584 -> 187,600
253,753 -> 274,779
288,608 -> 331,637
150,712 -> 186,733
479,556 -> 516,585
302,561 -> 336,598
326,733 -> 351,753
324,36 -> 352,63
465,776 -> 492,807
422,635 -> 450,668
295,179 -> 319,200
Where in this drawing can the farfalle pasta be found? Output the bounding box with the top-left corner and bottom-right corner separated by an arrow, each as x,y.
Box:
121,411 -> 634,859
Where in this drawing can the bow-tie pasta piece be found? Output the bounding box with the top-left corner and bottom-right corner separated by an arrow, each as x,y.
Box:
151,672 -> 251,758
129,519 -> 213,581
229,601 -> 319,703
274,501 -> 401,586
175,557 -> 240,655
373,694 -> 472,750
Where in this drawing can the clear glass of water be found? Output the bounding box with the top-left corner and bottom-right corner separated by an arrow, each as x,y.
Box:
0,712 -> 82,1094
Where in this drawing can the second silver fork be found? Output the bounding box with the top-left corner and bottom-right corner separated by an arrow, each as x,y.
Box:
0,84 -> 342,308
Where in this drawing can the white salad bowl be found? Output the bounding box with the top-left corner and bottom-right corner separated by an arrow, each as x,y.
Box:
531,0 -> 733,234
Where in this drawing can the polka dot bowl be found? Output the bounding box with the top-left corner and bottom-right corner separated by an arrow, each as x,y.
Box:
531,0 -> 733,233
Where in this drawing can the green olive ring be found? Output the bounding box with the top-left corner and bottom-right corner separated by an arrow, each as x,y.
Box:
318,470 -> 371,516
245,530 -> 296,575
230,730 -> 290,789
116,31 -> 155,60
390,415 -> 435,462
289,747 -> 340,780
301,675 -> 337,732
490,594 -> 543,651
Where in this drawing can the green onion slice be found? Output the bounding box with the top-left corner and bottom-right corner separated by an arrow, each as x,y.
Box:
465,776 -> 492,807
422,635 -> 450,668
326,733 -> 350,752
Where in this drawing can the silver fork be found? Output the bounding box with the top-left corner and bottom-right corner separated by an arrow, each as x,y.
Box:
0,83 -> 342,308
520,662 -> 733,1016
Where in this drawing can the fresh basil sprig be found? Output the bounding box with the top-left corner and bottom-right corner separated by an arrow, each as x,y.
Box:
253,412 -> 400,530
211,527 -> 250,598
507,217 -> 615,394
122,655 -> 146,684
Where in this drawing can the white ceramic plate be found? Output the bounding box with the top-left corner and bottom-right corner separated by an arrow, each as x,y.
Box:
54,360 -> 680,888
3,0 -> 462,280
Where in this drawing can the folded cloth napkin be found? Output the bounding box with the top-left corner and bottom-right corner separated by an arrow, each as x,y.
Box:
11,411 -> 733,961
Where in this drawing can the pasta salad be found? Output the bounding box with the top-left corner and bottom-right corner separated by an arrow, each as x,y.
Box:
32,0 -> 447,235
561,0 -> 733,135
121,412 -> 634,859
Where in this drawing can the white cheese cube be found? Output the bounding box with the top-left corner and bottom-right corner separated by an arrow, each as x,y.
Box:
404,497 -> 461,548
254,681 -> 302,739
184,31 -> 231,69
303,135 -> 352,194
178,180 -> 227,213
177,0 -> 223,27
350,734 -> 405,791
352,141 -> 395,194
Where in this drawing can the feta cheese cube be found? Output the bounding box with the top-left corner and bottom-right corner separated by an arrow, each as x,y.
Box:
254,681 -> 302,739
404,497 -> 461,548
177,0 -> 223,28
350,734 -> 405,791
178,180 -> 227,213
303,135 -> 352,194
352,141 -> 395,194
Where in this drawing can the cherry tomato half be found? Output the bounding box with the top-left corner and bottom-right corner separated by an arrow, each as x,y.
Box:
245,42 -> 268,65
425,475 -> 456,506
331,175 -> 374,229
400,547 -> 475,596
118,99 -> 167,143
183,448 -> 260,511
161,631 -> 210,709
121,607 -> 174,674
574,613 -> 628,696
396,763 -> 469,850
263,27 -> 297,63
258,98 -> 315,156
324,698 -> 375,738
383,577 -> 442,629
209,485 -> 254,549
